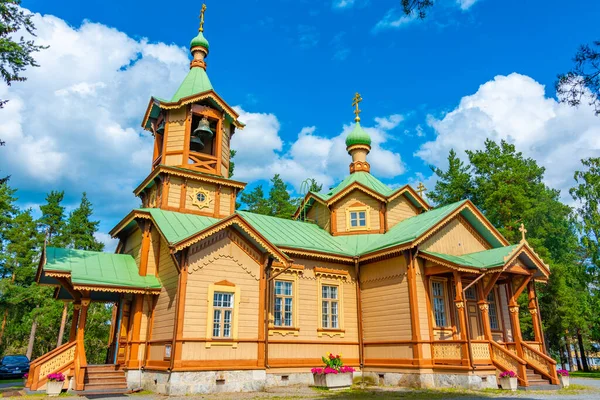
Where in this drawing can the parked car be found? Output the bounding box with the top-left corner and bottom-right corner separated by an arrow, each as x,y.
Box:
0,355 -> 30,379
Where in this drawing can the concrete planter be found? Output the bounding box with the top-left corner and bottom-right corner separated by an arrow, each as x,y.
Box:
559,375 -> 570,388
46,380 -> 63,397
313,372 -> 352,390
499,377 -> 517,391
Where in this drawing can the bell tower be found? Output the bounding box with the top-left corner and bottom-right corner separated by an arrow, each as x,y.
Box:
136,4 -> 246,218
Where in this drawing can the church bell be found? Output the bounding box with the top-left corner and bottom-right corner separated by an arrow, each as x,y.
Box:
190,116 -> 214,151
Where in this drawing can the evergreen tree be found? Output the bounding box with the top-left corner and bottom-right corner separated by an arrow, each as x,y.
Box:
429,149 -> 473,205
229,149 -> 237,178
240,185 -> 271,215
66,192 -> 104,251
269,174 -> 297,219
39,190 -> 67,247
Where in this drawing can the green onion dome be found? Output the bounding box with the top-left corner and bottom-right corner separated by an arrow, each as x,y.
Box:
190,32 -> 210,51
345,122 -> 372,147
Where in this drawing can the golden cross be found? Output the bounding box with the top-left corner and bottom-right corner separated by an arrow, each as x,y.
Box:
352,92 -> 362,122
519,223 -> 527,242
416,182 -> 427,197
199,4 -> 207,32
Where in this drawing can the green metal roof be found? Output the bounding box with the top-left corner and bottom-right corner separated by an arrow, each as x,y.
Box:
190,31 -> 210,50
313,172 -> 394,201
421,245 -> 519,269
44,247 -> 161,290
140,208 -> 219,244
345,122 -> 372,147
171,67 -> 213,103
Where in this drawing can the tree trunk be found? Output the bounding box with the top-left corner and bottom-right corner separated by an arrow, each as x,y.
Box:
559,346 -> 566,370
56,303 -> 68,348
565,335 -> 574,371
26,316 -> 38,360
0,309 -> 7,345
577,329 -> 590,371
574,343 -> 583,371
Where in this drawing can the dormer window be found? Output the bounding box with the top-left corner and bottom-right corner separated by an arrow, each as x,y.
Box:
346,205 -> 370,231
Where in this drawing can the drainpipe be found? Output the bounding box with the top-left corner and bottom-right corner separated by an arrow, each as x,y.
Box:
461,271 -> 487,371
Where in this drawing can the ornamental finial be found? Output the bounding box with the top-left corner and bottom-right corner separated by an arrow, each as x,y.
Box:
352,92 -> 362,122
199,4 -> 207,32
519,223 -> 527,242
417,182 -> 427,197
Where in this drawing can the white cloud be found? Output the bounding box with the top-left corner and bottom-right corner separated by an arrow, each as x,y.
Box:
333,0 -> 355,9
231,109 -> 406,190
416,73 -> 600,202
373,9 -> 418,32
457,0 -> 480,10
0,8 -> 189,235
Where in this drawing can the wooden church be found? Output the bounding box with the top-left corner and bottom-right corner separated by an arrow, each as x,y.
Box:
27,5 -> 560,395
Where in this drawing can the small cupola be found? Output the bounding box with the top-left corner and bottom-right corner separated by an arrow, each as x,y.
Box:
346,93 -> 372,174
189,4 -> 210,69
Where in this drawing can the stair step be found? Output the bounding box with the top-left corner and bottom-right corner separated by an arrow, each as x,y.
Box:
85,378 -> 127,385
85,374 -> 126,381
83,382 -> 128,389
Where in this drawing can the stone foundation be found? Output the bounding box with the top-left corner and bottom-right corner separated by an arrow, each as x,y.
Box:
126,369 -> 497,394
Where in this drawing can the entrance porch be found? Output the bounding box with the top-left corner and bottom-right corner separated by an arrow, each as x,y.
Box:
26,247 -> 161,393
421,244 -> 559,388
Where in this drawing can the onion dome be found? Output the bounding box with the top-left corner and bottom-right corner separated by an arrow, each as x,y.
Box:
190,31 -> 210,52
345,122 -> 372,147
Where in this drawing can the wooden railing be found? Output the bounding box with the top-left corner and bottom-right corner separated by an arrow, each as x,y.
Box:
26,341 -> 77,390
188,151 -> 218,174
470,341 -> 491,362
432,341 -> 463,365
490,341 -> 528,386
521,342 -> 559,384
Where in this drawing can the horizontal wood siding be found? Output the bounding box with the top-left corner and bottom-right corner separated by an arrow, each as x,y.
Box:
334,190 -> 381,233
386,195 -> 418,229
360,257 -> 411,341
219,186 -> 232,217
146,228 -> 161,277
123,228 -> 142,267
221,120 -> 231,178
421,216 -> 489,256
306,202 -> 330,232
167,177 -> 183,208
415,259 -> 431,358
165,108 -> 187,157
150,237 -> 179,341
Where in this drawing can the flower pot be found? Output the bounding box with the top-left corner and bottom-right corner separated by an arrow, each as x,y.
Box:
560,375 -> 570,388
499,376 -> 518,391
46,380 -> 63,397
313,372 -> 353,390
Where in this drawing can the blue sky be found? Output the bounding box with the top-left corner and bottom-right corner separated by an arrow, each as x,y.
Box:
2,0 -> 599,249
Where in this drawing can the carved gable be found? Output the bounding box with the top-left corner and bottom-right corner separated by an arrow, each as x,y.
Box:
387,194 -> 418,229
333,189 -> 382,234
420,215 -> 490,256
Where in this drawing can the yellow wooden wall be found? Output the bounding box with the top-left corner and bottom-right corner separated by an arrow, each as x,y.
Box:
421,216 -> 489,256
181,231 -> 261,361
221,120 -> 231,178
386,195 -> 418,229
167,177 -> 183,209
268,257 -> 359,366
149,237 -> 179,347
360,256 -> 413,363
220,186 -> 232,217
184,181 -> 217,214
306,202 -> 330,232
334,190 -> 381,233
123,228 -> 142,266
415,258 -> 432,359
164,107 -> 186,166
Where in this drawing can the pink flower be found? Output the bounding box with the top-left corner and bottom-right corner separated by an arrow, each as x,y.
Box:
47,372 -> 65,382
339,366 -> 355,373
557,369 -> 569,377
324,367 -> 338,374
311,368 -> 323,374
499,370 -> 517,379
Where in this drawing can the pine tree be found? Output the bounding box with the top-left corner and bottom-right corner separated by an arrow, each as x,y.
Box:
429,149 -> 473,205
66,192 -> 104,251
269,174 -> 297,219
240,185 -> 271,215
39,191 -> 67,247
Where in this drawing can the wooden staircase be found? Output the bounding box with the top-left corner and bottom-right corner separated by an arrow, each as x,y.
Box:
80,365 -> 129,394
519,368 -> 559,390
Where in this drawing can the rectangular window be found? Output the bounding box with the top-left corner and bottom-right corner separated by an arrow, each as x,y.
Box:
464,286 -> 476,300
274,280 -> 293,327
432,281 -> 448,327
212,292 -> 233,338
349,210 -> 367,228
488,291 -> 500,330
321,285 -> 339,329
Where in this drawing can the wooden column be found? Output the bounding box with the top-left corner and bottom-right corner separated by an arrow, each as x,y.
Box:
69,302 -> 81,343
405,250 -> 422,363
507,279 -> 529,385
57,302 -> 68,348
127,294 -> 144,368
171,249 -> 189,369
139,222 -> 152,276
527,280 -> 543,344
77,299 -> 90,365
453,272 -> 470,366
477,281 -> 493,341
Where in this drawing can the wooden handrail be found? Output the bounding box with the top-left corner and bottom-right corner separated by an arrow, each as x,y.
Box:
490,341 -> 527,365
490,341 -> 528,386
26,340 -> 77,391
521,342 -> 559,385
29,341 -> 74,367
521,342 -> 557,365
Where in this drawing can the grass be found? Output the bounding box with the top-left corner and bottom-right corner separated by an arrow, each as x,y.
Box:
570,370 -> 600,379
0,379 -> 24,384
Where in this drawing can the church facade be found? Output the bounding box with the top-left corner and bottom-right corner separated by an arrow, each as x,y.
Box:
28,6 -> 559,395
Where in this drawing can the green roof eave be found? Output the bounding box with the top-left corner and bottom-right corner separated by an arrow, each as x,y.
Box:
315,172 -> 394,202
43,247 -> 162,291
137,208 -> 220,245
420,245 -> 519,270
171,67 -> 213,103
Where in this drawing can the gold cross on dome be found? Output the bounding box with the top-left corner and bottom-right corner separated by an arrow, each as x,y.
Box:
416,182 -> 427,197
199,4 -> 207,32
352,92 -> 362,122
519,223 -> 527,242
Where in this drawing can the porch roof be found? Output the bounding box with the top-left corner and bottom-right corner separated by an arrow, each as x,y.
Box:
420,245 -> 519,269
39,247 -> 162,295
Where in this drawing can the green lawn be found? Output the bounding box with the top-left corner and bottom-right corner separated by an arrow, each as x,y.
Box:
0,378 -> 23,384
570,370 -> 600,379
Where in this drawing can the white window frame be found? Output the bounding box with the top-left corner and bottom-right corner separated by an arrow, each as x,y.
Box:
205,282 -> 240,348
431,278 -> 450,328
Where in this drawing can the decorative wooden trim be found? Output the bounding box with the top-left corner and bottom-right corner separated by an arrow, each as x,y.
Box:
278,247 -> 354,264
70,284 -> 160,295
328,183 -> 387,205
314,267 -> 349,278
